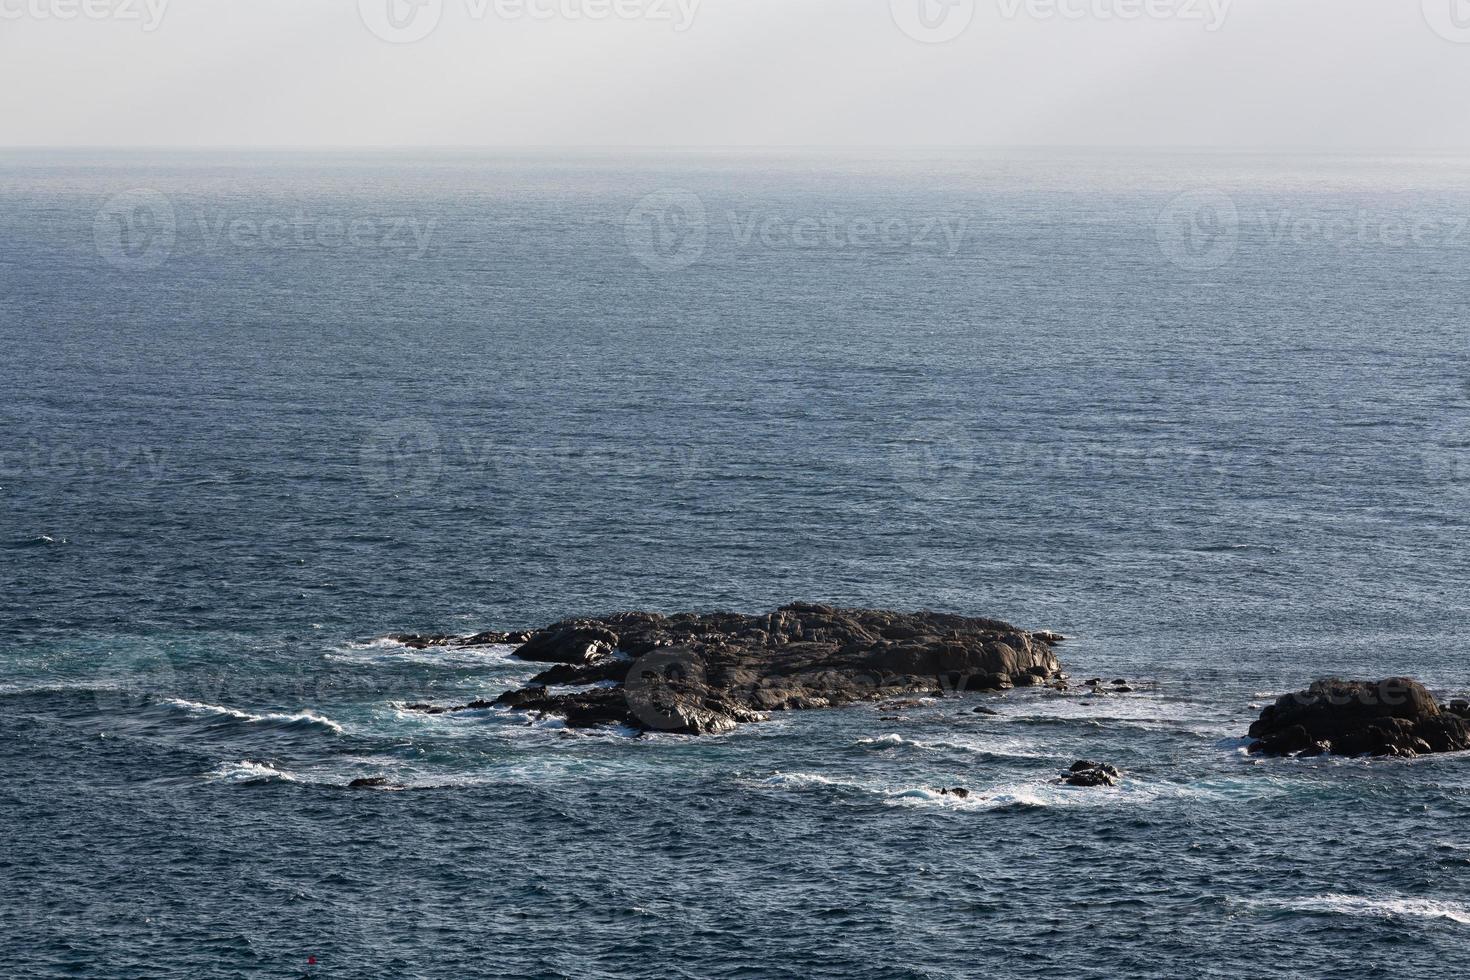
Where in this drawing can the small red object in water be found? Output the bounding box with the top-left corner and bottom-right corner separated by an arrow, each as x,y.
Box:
307,956 -> 317,965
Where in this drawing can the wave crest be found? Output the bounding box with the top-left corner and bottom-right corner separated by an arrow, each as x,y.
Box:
164,698 -> 345,735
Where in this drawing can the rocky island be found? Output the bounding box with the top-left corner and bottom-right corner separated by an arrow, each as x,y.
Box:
401,603 -> 1066,735
1247,677 -> 1470,758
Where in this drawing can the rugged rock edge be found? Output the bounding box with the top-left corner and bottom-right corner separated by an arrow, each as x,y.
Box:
401,603 -> 1066,736
1247,677 -> 1470,759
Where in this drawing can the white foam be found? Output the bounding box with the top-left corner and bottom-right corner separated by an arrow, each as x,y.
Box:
761,766 -> 1253,813
328,641 -> 522,669
205,760 -> 300,784
164,698 -> 345,734
1249,894 -> 1470,926
760,771 -> 1076,811
2,680 -> 120,697
550,680 -> 621,693
348,637 -> 410,650
762,771 -> 857,790
854,732 -> 1051,761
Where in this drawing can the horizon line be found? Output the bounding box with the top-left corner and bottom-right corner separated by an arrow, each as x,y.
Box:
4,144 -> 1470,153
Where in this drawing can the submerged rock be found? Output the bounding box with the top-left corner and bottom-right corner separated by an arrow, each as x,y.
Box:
935,787 -> 971,799
406,604 -> 1065,736
347,777 -> 401,790
1246,678 -> 1470,759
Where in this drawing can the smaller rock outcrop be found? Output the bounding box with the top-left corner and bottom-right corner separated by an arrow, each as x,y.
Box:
1247,678 -> 1470,759
387,630 -> 533,650
1082,678 -> 1134,694
1061,761 -> 1121,787
346,777 -> 404,790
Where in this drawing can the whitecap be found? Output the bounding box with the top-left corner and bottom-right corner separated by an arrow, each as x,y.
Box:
164,698 -> 345,735
1248,894 -> 1470,926
760,772 -> 1054,810
762,772 -> 854,789
348,636 -> 410,650
977,788 -> 1054,809
205,760 -> 300,785
856,733 -> 908,748
327,641 -> 523,669
855,732 -> 1052,761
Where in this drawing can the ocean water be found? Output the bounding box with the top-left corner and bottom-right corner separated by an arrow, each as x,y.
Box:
2,149 -> 1469,978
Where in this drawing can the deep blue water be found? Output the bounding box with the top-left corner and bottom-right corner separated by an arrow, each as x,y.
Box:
2,150 -> 1469,978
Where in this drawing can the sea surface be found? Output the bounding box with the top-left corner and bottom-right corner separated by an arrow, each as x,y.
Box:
2,150 -> 1469,978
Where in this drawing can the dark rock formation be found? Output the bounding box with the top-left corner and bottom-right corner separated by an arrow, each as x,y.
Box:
935,787 -> 971,799
406,604 -> 1065,736
1083,678 -> 1133,694
347,777 -> 401,790
388,630 -> 533,650
1062,761 -> 1121,787
1247,678 -> 1470,759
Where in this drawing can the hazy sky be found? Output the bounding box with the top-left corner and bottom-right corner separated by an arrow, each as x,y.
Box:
2,0 -> 1468,147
